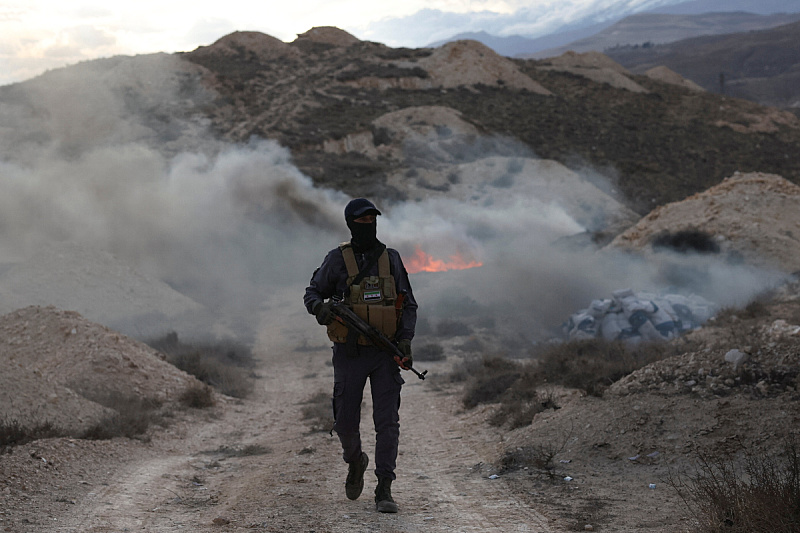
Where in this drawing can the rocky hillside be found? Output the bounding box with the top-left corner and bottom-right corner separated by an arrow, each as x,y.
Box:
529,11 -> 800,59
181,28 -> 800,214
606,20 -> 800,109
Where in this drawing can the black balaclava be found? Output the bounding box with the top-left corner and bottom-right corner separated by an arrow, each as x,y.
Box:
344,198 -> 383,253
347,217 -> 380,252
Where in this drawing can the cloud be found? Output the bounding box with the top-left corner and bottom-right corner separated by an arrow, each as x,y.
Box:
42,44 -> 82,58
360,8 -> 505,46
361,0 -> 686,47
184,18 -> 238,47
67,25 -> 117,48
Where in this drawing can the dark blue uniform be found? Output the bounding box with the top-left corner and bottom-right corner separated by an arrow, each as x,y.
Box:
305,246 -> 417,480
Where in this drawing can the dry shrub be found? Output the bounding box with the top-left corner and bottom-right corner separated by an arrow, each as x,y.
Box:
459,355 -> 558,430
740,299 -> 770,320
300,391 -> 334,433
461,356 -> 521,409
209,444 -> 272,458
180,382 -> 216,409
673,441 -> 800,533
490,386 -> 562,429
0,417 -> 63,450
500,428 -> 572,479
168,351 -> 253,398
489,399 -> 543,429
455,337 -> 485,353
436,319 -> 472,338
414,343 -> 446,362
79,391 -> 163,440
535,338 -> 674,396
148,332 -> 255,399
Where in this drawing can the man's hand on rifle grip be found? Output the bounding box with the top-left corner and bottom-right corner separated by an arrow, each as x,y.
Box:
395,339 -> 413,370
312,300 -> 335,326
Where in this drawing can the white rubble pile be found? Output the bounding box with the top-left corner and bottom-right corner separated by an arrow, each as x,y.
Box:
564,288 -> 716,343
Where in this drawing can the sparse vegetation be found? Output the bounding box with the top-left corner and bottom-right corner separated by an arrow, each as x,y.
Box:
672,441 -> 800,533
180,382 -> 217,409
414,343 -> 446,362
78,391 -> 164,441
300,390 -> 334,433
499,427 -> 573,479
335,63 -> 428,82
206,444 -> 272,458
535,338 -> 678,396
651,229 -> 721,254
147,332 -> 255,398
0,418 -> 63,450
436,319 -> 472,338
458,339 -> 677,428
488,386 -> 559,429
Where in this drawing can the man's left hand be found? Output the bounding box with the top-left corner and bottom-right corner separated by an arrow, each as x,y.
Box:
394,339 -> 412,370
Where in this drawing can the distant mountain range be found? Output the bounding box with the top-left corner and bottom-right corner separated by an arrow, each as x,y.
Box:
427,0 -> 800,58
528,11 -> 800,59
606,20 -> 800,109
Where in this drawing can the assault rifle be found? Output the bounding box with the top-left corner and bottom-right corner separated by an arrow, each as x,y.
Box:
329,299 -> 428,380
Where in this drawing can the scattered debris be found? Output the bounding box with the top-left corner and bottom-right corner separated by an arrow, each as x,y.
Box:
564,288 -> 716,342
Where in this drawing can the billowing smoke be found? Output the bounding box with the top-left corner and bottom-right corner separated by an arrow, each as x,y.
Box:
379,195 -> 786,341
0,55 -> 787,347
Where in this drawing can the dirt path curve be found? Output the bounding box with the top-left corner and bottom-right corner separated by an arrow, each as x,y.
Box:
48,329 -> 556,532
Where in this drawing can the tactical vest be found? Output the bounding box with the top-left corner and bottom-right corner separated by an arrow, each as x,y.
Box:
326,243 -> 398,345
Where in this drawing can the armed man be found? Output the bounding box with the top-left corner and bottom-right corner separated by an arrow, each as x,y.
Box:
304,198 -> 418,513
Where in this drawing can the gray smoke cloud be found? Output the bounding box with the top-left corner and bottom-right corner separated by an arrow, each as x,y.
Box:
0,54 -> 787,347
378,194 -> 786,341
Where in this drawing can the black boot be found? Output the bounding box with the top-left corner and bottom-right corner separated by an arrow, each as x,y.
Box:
345,452 -> 369,500
374,476 -> 398,513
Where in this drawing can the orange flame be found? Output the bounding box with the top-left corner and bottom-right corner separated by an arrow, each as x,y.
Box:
406,246 -> 483,273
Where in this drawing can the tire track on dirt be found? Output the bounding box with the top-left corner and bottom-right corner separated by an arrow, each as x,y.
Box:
395,376 -> 554,533
53,454 -> 194,533
43,307 -> 556,533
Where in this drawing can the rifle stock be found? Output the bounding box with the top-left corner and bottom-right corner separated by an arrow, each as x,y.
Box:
330,300 -> 427,380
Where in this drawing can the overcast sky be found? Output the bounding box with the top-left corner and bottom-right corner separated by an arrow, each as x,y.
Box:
0,0 -> 684,86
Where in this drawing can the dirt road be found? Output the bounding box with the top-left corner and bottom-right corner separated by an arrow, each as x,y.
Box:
43,340 -> 555,533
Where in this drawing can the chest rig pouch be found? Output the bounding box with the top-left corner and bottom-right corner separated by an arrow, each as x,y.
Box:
326,243 -> 398,345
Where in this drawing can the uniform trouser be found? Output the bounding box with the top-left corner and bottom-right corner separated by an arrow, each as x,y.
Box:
331,342 -> 404,480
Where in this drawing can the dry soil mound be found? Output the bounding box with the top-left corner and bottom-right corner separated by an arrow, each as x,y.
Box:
322,105 -> 482,158
609,172 -> 800,272
645,66 -> 704,92
0,305 -> 199,432
423,41 -> 552,94
0,241 -> 202,334
190,31 -> 300,61
545,50 -> 629,73
538,51 -> 648,93
293,26 -> 360,47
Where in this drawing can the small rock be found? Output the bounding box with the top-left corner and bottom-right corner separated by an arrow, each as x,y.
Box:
212,517 -> 230,526
585,525 -> 594,531
724,349 -> 749,369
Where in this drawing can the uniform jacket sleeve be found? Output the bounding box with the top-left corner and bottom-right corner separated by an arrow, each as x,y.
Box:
388,248 -> 417,342
304,248 -> 345,313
